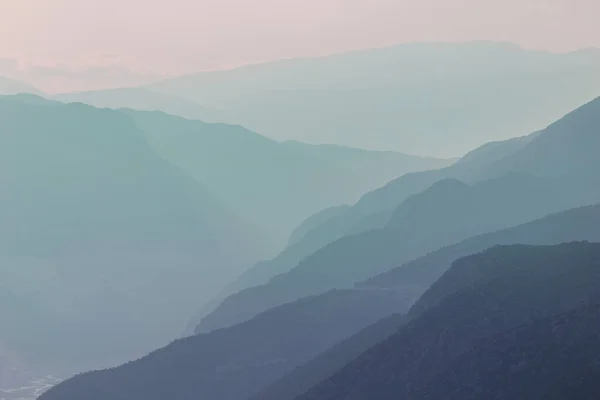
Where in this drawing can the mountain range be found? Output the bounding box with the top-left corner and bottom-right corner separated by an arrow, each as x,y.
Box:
53,88 -> 215,122
145,41 -> 600,156
0,94 -> 262,375
39,93 -> 600,400
297,242 -> 600,400
194,96 -> 600,333
44,93 -> 451,251
40,236 -> 600,400
185,129 -> 539,331
48,43 -> 600,158
38,288 -> 418,400
0,92 -> 449,383
2,43 -> 600,400
127,109 -> 449,250
253,203 -> 600,400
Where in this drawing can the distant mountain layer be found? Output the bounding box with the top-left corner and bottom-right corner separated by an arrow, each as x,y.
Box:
195,96 -> 600,334
190,130 -> 537,331
43,91 -> 452,250
37,92 -> 600,400
365,204 -> 600,296
127,109 -> 450,251
0,76 -> 41,95
148,42 -> 600,156
0,94 -> 262,372
287,205 -> 350,247
297,242 -> 600,400
53,87 -> 216,122
197,173 -> 600,333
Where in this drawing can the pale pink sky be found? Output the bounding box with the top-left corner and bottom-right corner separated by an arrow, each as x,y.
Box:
1,0 -> 599,91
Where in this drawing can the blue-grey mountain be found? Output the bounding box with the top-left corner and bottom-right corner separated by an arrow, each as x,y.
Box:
196,96 -> 600,333
297,242 -> 600,400
148,42 -> 600,157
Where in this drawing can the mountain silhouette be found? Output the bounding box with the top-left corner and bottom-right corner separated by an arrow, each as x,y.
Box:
411,303 -> 600,400
287,205 -> 351,247
39,202 -> 600,400
196,172 -> 600,333
33,92 -> 600,400
252,203 -> 600,400
191,130 -> 536,332
148,42 -> 600,157
126,109 -> 449,252
365,204 -> 600,299
296,242 -> 600,400
251,314 -> 407,400
0,95 -> 263,374
195,95 -> 600,333
39,288 -> 420,400
53,87 -> 216,122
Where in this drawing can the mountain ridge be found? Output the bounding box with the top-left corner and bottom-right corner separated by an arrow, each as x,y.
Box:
297,242 -> 600,400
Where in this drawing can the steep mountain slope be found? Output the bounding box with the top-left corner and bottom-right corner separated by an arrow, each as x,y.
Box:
251,314 -> 407,400
485,94 -> 600,178
149,42 -> 600,156
184,203 -> 352,334
0,95 -> 261,373
39,288 -> 420,400
365,204 -> 600,297
51,89 -> 452,249
41,203 -> 600,400
411,303 -> 600,400
193,131 -> 535,330
196,95 -> 600,333
297,242 -> 600,400
287,205 -> 350,247
128,109 -> 450,251
252,203 -> 600,400
196,171 -> 600,333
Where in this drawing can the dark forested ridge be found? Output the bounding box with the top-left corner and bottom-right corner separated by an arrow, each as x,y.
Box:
411,303 -> 600,400
297,242 -> 600,400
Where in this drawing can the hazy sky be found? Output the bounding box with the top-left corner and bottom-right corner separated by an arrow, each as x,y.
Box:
1,0 -> 599,91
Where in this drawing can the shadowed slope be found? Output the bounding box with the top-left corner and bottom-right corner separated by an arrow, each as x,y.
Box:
298,242 -> 600,400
